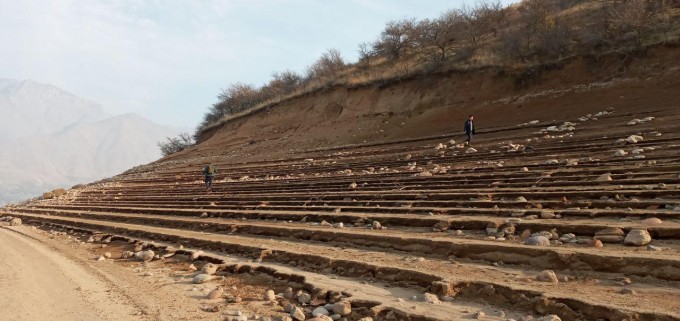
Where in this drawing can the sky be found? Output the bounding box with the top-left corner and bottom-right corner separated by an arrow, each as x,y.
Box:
0,0 -> 516,128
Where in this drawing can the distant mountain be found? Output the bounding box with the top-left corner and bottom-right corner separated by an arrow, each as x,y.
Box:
0,79 -> 185,205
0,79 -> 110,144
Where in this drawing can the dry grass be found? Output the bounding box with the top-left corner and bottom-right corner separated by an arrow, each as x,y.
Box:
196,3 -> 680,137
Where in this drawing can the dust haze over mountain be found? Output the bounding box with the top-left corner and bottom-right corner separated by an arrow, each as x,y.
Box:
0,79 -> 185,205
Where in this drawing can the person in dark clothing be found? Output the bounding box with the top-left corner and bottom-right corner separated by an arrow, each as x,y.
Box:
464,115 -> 475,146
202,164 -> 216,191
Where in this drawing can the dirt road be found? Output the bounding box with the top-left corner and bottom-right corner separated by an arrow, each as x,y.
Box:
0,226 -> 144,321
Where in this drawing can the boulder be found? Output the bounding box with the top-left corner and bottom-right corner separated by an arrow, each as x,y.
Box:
641,217 -> 662,225
524,235 -> 550,246
423,293 -> 440,304
624,228 -> 652,246
536,270 -> 559,283
201,263 -> 218,275
207,287 -> 223,299
9,218 -> 22,226
596,173 -> 612,182
594,227 -> 625,243
432,220 -> 450,232
626,135 -> 643,144
332,301 -> 352,316
312,306 -> 330,317
263,289 -> 276,301
192,273 -> 213,284
290,306 -> 306,321
190,250 -> 205,260
135,250 -> 155,262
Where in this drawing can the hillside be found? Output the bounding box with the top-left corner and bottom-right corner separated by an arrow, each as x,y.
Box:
0,80 -> 185,204
2,2 -> 680,321
2,43 -> 679,321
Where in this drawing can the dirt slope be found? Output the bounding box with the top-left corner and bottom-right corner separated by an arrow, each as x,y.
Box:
3,46 -> 680,321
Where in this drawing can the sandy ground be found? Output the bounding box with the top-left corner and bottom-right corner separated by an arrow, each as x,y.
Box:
0,225 -> 227,321
0,226 -> 144,321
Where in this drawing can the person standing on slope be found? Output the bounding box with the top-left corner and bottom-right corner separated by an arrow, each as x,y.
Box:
203,164 -> 216,191
464,115 -> 476,146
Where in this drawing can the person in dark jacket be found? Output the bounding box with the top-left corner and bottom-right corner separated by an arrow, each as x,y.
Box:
202,164 -> 216,191
464,115 -> 475,146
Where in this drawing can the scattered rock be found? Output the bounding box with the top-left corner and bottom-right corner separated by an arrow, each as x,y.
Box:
332,301 -> 352,316
587,239 -> 604,248
466,148 -> 478,154
540,211 -> 556,219
536,270 -> 559,283
641,217 -> 662,225
596,173 -> 612,182
9,218 -> 22,226
297,292 -> 311,304
516,196 -> 528,203
121,251 -> 134,259
312,307 -> 330,317
474,311 -> 485,319
372,221 -> 382,230
524,235 -> 550,246
594,227 -> 625,243
537,315 -> 561,321
264,289 -> 276,301
419,171 -> 433,177
190,250 -> 205,260
103,252 -> 112,259
620,287 -> 636,295
290,306 -> 306,321
207,287 -> 223,299
135,250 -> 155,262
432,220 -> 450,232
615,149 -> 628,157
201,263 -> 218,275
626,135 -> 643,144
423,293 -> 440,304
624,228 -> 652,246
193,274 -> 213,284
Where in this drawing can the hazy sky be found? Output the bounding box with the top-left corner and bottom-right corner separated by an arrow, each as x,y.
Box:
0,0 -> 516,128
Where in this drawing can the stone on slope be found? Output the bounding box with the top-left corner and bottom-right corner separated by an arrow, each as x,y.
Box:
596,173 -> 612,182
263,289 -> 276,301
536,270 -> 559,283
207,287 -> 223,299
9,218 -> 22,226
332,301 -> 352,316
201,263 -> 218,275
312,306 -> 330,317
641,217 -> 662,225
193,273 -> 213,284
594,227 -> 625,243
624,228 -> 652,246
290,306 -> 306,321
135,250 -> 155,262
524,235 -> 550,246
626,135 -> 643,144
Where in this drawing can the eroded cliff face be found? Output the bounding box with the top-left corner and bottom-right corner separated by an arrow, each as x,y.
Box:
192,45 -> 680,162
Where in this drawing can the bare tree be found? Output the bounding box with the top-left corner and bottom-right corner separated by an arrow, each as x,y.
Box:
415,11 -> 461,63
606,0 -> 660,47
158,133 -> 194,156
267,70 -> 302,96
306,49 -> 345,80
372,18 -> 418,62
357,42 -> 376,69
